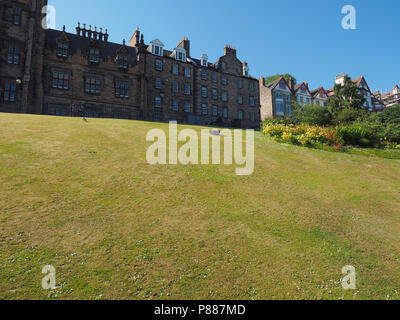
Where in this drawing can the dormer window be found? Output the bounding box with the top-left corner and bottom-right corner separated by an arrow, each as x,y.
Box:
173,47 -> 186,62
118,55 -> 128,69
150,39 -> 164,57
14,8 -> 21,25
243,65 -> 249,77
89,48 -> 100,63
57,42 -> 69,58
200,54 -> 208,67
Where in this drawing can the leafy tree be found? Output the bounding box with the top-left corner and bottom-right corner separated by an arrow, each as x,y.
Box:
264,74 -> 297,86
291,103 -> 332,126
379,104 -> 400,124
327,74 -> 365,116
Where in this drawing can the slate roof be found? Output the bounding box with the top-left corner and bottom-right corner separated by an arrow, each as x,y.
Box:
45,29 -> 137,62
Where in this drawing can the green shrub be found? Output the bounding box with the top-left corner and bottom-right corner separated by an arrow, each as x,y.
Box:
380,105 -> 400,125
291,104 -> 332,126
381,123 -> 400,143
337,124 -> 376,147
334,108 -> 367,124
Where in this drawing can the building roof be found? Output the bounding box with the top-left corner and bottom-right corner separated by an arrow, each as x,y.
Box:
310,87 -> 327,99
45,29 -> 137,62
294,82 -> 311,95
264,77 -> 293,92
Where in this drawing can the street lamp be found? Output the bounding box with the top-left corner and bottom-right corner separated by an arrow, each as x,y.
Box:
16,77 -> 22,85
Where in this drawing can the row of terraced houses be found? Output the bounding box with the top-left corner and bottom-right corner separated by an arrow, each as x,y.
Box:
1,0 -> 398,129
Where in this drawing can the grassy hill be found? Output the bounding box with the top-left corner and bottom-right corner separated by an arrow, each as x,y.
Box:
1,113 -> 400,300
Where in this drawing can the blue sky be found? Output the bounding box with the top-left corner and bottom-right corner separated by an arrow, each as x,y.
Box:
48,0 -> 399,93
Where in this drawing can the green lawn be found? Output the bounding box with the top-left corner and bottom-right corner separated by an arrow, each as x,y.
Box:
1,113 -> 400,300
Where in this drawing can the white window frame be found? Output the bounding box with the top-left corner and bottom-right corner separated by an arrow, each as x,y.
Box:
150,39 -> 164,57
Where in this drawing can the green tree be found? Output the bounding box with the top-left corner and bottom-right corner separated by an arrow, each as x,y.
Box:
264,74 -> 297,86
291,103 -> 332,126
327,75 -> 365,116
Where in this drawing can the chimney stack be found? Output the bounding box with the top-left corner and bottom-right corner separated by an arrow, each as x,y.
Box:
76,22 -> 81,36
129,27 -> 140,47
224,45 -> 237,57
177,37 -> 190,57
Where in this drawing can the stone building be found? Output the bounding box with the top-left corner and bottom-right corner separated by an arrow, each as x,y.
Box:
259,76 -> 293,119
0,0 -> 47,114
0,0 -> 260,129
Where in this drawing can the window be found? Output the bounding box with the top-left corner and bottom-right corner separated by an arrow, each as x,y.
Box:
85,77 -> 101,94
49,106 -> 68,116
152,44 -> 163,56
250,96 -> 255,107
212,73 -> 217,83
89,48 -> 100,63
201,86 -> 207,98
155,78 -> 162,89
243,66 -> 249,77
115,81 -> 129,98
184,83 -> 191,95
212,89 -> 218,100
223,107 -> 228,118
221,76 -> 227,85
14,8 -> 21,25
222,91 -> 228,102
201,70 -> 207,81
118,55 -> 128,69
52,71 -> 69,90
172,64 -> 179,75
175,49 -> 186,62
201,54 -> 208,67
249,82 -> 255,92
8,46 -> 19,65
286,104 -> 292,116
238,110 -> 244,120
3,82 -> 16,102
237,79 -> 243,89
155,96 -> 162,108
184,67 -> 191,78
250,111 -> 255,122
172,82 -> 179,93
279,83 -> 286,90
286,94 -> 291,102
184,101 -> 191,113
238,95 -> 243,105
275,92 -> 283,100
212,105 -> 218,116
201,103 -> 208,115
172,99 -> 179,111
57,43 -> 68,58
155,59 -> 163,71
276,102 -> 284,116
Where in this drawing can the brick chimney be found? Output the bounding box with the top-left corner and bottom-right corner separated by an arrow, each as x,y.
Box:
177,37 -> 190,57
224,45 -> 237,57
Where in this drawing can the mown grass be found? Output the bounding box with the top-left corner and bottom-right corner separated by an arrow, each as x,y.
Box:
0,113 -> 400,300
